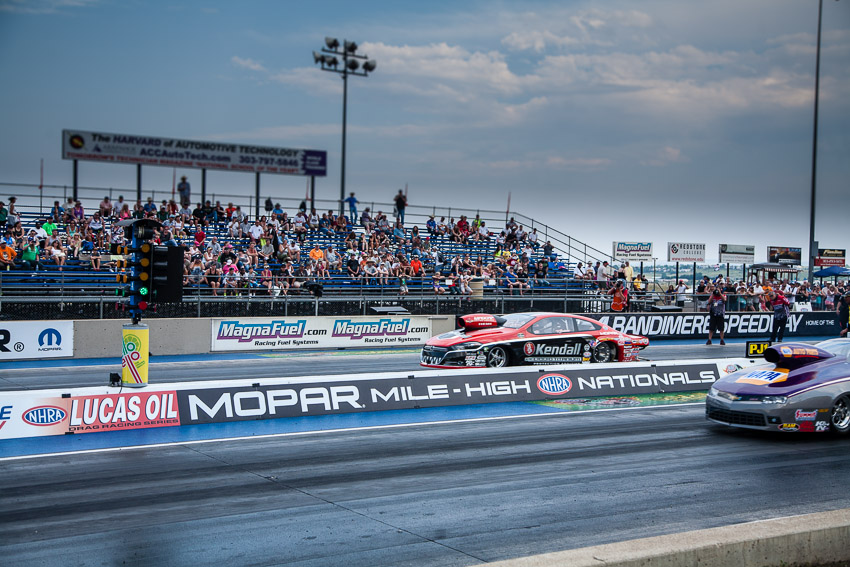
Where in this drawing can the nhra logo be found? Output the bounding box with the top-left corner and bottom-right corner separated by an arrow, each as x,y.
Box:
537,374 -> 572,395
23,405 -> 67,426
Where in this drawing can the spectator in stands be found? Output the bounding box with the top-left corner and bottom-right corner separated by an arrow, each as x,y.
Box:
436,216 -> 448,236
393,189 -> 407,224
392,220 -> 407,245
133,200 -> 145,219
344,192 -> 359,222
186,256 -> 205,289
675,280 -> 690,308
542,241 -> 555,260
504,265 -> 527,295
376,211 -> 391,234
178,176 -> 191,207
596,261 -> 612,289
0,201 -> 8,227
360,208 -> 374,234
346,252 -> 362,281
117,203 -> 131,220
0,239 -> 16,270
426,215 -> 438,236
89,246 -> 101,271
99,196 -> 113,217
6,197 -> 19,227
286,239 -> 301,263
533,258 -> 550,287
19,239 -> 38,271
49,201 -> 64,223
432,272 -> 446,295
143,197 -> 158,216
333,213 -> 348,233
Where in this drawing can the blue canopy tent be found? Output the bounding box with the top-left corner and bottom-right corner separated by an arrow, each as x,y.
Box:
813,265 -> 850,278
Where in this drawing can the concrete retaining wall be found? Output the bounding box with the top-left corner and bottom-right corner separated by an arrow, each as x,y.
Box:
479,508 -> 850,567
72,316 -> 455,359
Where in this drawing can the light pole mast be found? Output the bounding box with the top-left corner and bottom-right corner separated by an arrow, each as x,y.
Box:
313,38 -> 377,217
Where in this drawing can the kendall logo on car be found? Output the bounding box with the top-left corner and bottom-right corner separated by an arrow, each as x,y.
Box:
537,374 -> 572,395
524,342 -> 535,356
22,405 -> 68,426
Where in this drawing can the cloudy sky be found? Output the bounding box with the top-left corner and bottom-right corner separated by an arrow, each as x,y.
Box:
1,0 -> 848,263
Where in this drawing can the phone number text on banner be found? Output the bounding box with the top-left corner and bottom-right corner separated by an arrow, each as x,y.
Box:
210,316 -> 433,352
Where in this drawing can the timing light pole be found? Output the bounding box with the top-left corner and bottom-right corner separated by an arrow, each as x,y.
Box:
313,37 -> 377,217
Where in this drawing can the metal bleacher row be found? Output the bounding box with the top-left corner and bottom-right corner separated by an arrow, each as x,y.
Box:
1,208 -> 589,298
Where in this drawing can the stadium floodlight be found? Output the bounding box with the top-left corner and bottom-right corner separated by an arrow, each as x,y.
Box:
312,37 -> 377,217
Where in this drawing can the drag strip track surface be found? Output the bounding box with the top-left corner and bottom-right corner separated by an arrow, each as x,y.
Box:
0,341 -> 753,391
2,406 -> 849,566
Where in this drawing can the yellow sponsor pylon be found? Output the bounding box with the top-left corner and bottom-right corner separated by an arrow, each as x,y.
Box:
121,323 -> 149,387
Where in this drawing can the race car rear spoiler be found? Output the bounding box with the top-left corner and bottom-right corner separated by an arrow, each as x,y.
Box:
456,313 -> 506,331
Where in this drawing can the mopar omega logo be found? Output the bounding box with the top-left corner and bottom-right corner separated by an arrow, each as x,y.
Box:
23,406 -> 67,426
537,374 -> 572,395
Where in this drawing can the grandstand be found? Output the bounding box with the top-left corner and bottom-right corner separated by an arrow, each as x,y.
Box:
0,183 -> 631,319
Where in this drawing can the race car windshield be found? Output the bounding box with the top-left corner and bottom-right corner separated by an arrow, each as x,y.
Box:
817,339 -> 850,358
502,313 -> 536,329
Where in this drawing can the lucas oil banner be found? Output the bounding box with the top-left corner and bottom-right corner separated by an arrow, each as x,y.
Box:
210,316 -> 433,352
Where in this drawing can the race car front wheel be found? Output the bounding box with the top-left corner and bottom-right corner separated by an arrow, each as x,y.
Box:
486,346 -> 509,368
592,342 -> 613,364
830,395 -> 850,435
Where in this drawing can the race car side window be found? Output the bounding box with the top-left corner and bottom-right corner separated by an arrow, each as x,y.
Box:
574,319 -> 601,332
529,317 -> 570,335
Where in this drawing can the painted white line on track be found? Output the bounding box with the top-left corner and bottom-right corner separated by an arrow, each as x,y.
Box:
0,402 -> 704,462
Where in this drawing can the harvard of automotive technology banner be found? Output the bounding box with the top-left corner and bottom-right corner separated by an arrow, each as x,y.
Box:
210,316 -> 434,352
62,129 -> 327,176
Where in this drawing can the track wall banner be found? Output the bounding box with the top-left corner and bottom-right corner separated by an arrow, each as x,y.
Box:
0,360 -> 754,439
0,389 -> 180,440
588,312 -> 839,339
210,316 -> 433,352
177,360 -> 747,425
0,321 -> 74,361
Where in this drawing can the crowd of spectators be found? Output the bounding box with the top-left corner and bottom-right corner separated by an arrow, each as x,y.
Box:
0,194 -> 572,298
2,194 -> 847,312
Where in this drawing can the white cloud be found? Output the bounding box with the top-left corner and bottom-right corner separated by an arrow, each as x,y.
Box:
642,146 -> 689,167
231,56 -> 266,73
0,0 -> 97,14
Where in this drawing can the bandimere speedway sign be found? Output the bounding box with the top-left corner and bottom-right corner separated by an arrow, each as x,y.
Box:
588,312 -> 839,339
0,359 -> 753,439
210,316 -> 433,352
62,129 -> 327,177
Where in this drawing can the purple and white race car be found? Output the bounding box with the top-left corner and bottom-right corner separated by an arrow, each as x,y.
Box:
706,339 -> 850,434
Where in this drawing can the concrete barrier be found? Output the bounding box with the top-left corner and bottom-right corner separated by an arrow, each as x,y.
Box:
70,315 -> 455,359
478,508 -> 850,567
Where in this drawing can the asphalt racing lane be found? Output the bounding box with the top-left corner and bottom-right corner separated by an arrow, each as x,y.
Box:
2,405 -> 849,567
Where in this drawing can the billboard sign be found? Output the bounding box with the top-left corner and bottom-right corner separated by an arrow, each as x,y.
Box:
667,242 -> 706,263
211,316 -> 433,352
767,246 -> 802,265
0,321 -> 73,361
612,242 -> 653,262
719,244 -> 755,264
815,248 -> 846,267
62,129 -> 327,177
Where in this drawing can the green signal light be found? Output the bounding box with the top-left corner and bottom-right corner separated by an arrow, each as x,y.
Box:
139,286 -> 149,296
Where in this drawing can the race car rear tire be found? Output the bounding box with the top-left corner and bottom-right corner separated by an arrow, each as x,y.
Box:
592,342 -> 613,364
830,395 -> 850,435
486,346 -> 509,368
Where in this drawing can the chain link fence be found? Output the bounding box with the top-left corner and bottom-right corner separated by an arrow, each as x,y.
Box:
0,294 -> 594,321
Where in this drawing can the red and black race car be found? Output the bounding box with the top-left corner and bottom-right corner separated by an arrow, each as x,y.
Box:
420,312 -> 649,368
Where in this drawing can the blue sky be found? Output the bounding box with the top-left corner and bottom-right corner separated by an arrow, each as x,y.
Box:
0,0 -> 848,264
